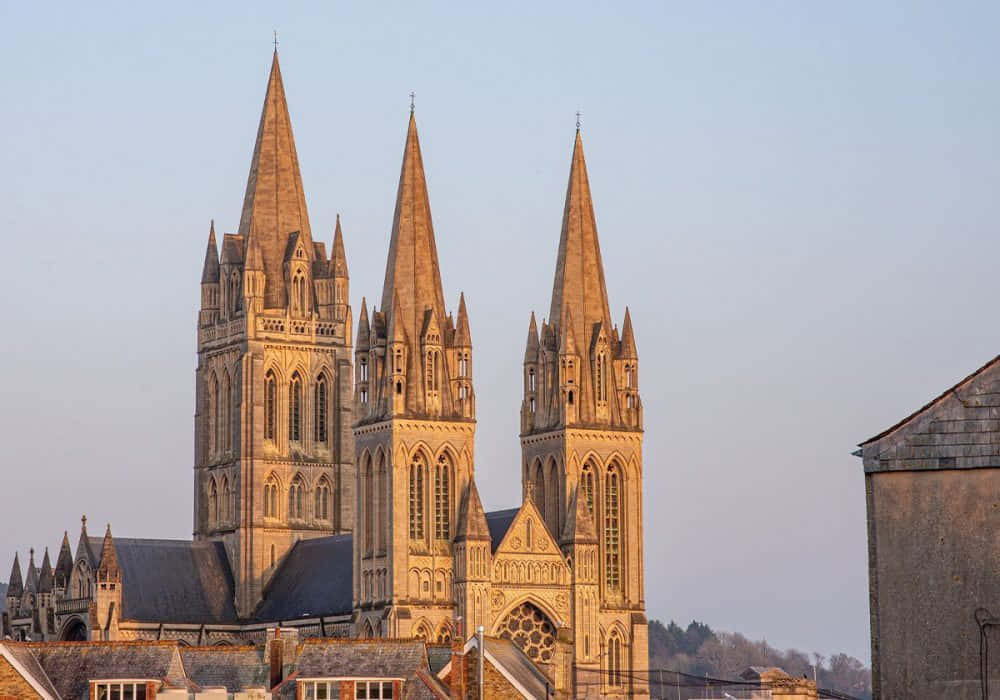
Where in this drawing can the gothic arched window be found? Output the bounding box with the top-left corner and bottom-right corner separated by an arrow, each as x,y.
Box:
605,466 -> 622,592
288,373 -> 302,443
581,463 -> 596,514
222,370 -> 231,453
607,631 -> 624,687
364,457 -> 374,555
528,367 -> 535,391
264,476 -> 279,519
314,375 -> 328,444
434,455 -> 451,540
409,454 -> 426,540
289,476 -> 304,520
264,371 -> 277,442
315,477 -> 330,521
221,477 -> 230,523
209,479 -> 218,525
209,373 -> 219,456
376,454 -> 387,551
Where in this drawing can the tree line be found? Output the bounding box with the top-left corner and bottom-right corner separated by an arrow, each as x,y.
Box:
648,619 -> 872,699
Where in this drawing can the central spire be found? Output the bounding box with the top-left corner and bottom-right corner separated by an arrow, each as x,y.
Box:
548,129 -> 613,351
380,111 -> 448,343
237,49 -> 313,309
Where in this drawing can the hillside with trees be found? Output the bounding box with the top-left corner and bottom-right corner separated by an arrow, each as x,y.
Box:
648,619 -> 872,699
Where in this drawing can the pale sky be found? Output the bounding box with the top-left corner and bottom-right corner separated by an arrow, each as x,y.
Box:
3,1 -> 1000,664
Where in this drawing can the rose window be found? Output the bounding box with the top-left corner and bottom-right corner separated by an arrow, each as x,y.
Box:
498,602 -> 555,662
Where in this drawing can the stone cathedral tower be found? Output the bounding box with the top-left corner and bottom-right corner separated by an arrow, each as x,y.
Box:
521,128 -> 648,692
194,50 -> 355,617
353,110 -> 476,640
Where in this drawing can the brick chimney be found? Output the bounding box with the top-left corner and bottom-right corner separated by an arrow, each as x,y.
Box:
449,637 -> 466,699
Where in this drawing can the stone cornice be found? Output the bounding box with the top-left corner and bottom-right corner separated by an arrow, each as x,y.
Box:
520,427 -> 642,446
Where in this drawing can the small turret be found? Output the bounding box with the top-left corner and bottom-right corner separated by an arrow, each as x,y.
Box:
356,298 -> 371,414
94,524 -> 121,641
7,552 -> 23,618
421,307 -> 444,416
454,479 -> 492,634
54,532 -> 74,593
558,307 -> 581,425
617,307 -> 641,428
387,292 -> 408,416
331,215 -> 349,322
199,221 -> 221,327
243,231 -> 265,315
451,293 -> 474,419
521,312 -> 540,432
37,549 -> 53,595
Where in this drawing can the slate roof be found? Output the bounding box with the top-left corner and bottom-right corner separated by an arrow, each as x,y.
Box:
1,642 -> 61,698
253,534 -> 353,622
294,638 -> 427,679
26,641 -> 187,699
113,538 -> 238,624
179,646 -> 269,691
424,644 -> 453,675
485,508 -> 519,554
481,637 -> 550,699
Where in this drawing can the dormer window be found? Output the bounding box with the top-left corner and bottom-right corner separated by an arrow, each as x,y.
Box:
93,681 -> 151,700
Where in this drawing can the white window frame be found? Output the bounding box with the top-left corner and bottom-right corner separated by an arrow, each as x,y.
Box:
92,680 -> 153,700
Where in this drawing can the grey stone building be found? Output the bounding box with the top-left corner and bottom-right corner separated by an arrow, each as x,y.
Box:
858,354 -> 1000,698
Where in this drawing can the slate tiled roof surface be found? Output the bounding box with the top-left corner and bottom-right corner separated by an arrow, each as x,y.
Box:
424,644 -> 453,675
254,534 -> 353,621
485,508 -> 519,554
179,646 -> 269,690
112,538 -> 238,624
26,641 -> 186,699
294,638 -> 427,678
1,642 -> 61,698
484,637 -> 550,699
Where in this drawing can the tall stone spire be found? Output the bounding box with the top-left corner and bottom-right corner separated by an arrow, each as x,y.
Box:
548,129 -> 613,354
380,112 -> 448,343
237,49 -> 313,309
97,524 -> 120,580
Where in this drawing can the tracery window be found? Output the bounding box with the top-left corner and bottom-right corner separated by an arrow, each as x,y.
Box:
605,466 -> 622,592
434,455 -> 450,540
264,476 -> 279,518
314,375 -> 328,444
289,373 -> 302,443
264,370 -> 277,442
315,478 -> 330,520
289,476 -> 304,520
497,602 -> 556,663
292,273 -> 306,314
409,454 -> 426,540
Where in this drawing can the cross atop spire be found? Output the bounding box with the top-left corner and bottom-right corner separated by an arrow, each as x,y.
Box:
576,110 -> 581,130
273,30 -> 279,51
410,91 -> 415,114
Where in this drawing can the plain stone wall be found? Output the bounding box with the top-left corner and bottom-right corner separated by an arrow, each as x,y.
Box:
867,468 -> 1000,699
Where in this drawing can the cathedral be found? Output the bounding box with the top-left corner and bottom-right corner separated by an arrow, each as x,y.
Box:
2,50 -> 649,698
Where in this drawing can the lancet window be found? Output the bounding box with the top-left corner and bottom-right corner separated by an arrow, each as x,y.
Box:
315,478 -> 330,521
264,371 -> 277,442
409,454 -> 426,540
434,455 -> 451,540
605,466 -> 622,592
289,373 -> 302,443
289,475 -> 304,520
314,375 -> 328,444
264,476 -> 279,519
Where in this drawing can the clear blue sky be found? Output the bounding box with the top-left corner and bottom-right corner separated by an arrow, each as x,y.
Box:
3,1 -> 999,664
